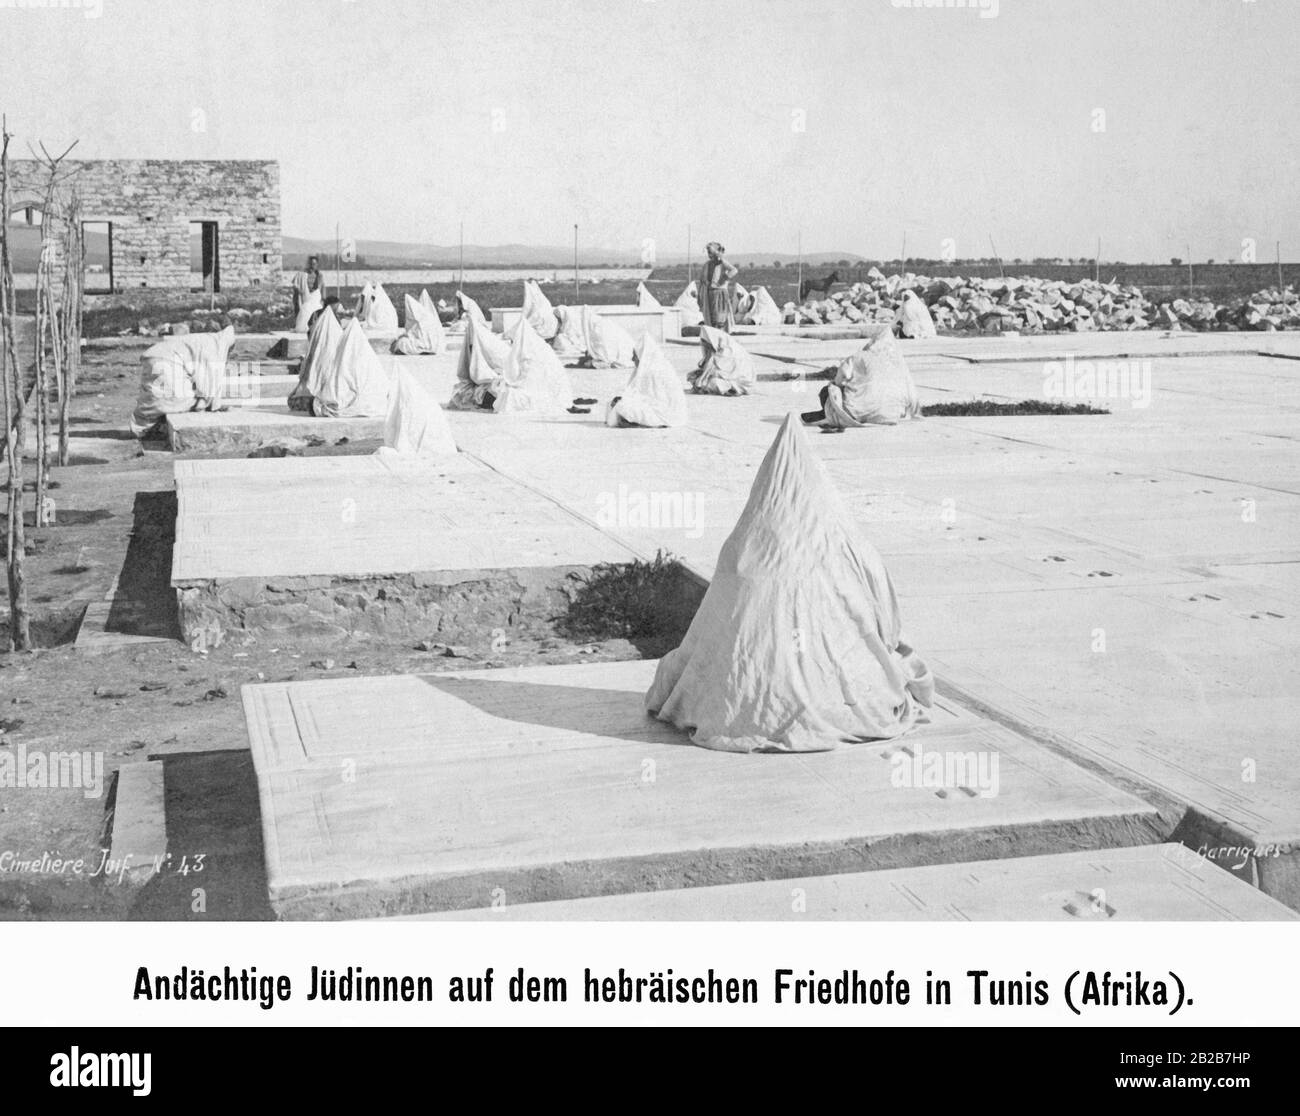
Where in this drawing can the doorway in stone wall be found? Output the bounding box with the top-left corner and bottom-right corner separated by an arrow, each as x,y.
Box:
189,221 -> 220,293
82,220 -> 113,292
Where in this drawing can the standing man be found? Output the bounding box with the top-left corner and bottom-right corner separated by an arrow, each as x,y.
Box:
698,242 -> 738,332
291,254 -> 326,318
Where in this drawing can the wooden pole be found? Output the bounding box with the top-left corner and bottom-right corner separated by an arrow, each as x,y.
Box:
458,221 -> 464,289
1095,237 -> 1100,283
1187,244 -> 1193,295
572,224 -> 579,303
796,230 -> 803,302
989,234 -> 1004,277
1278,240 -> 1284,292
686,223 -> 691,287
0,117 -> 32,650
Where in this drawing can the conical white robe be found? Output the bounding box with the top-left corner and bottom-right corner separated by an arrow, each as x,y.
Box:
448,314 -> 511,410
457,290 -> 487,326
646,413 -> 933,752
293,287 -> 323,332
580,305 -> 635,368
392,292 -> 446,355
674,280 -> 703,328
522,280 -> 559,340
364,283 -> 399,332
354,280 -> 375,323
690,325 -> 756,395
380,367 -> 457,456
636,281 -> 662,309
896,289 -> 937,339
741,286 -> 782,326
606,334 -> 687,428
288,308 -> 343,412
313,318 -> 391,418
493,316 -> 573,414
551,305 -> 587,358
821,326 -> 923,427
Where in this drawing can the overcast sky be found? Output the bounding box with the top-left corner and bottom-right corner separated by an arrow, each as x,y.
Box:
1,0 -> 1295,261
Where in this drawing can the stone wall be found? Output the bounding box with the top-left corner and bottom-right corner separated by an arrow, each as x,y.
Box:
7,159 -> 281,290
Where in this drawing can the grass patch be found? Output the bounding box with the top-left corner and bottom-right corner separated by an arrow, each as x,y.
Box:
564,550 -> 692,642
922,399 -> 1109,417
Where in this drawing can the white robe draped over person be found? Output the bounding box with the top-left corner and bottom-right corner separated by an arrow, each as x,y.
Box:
130,326 -> 236,438
606,334 -> 688,428
293,287 -> 323,332
312,317 -> 392,419
636,281 -> 662,309
820,326 -> 923,427
645,413 -> 933,753
457,290 -> 487,327
674,280 -> 703,328
579,305 -> 635,368
363,283 -> 399,333
896,288 -> 937,339
689,324 -> 756,395
354,280 -> 375,323
741,286 -> 782,326
492,316 -> 574,415
391,291 -> 446,355
288,307 -> 343,412
448,313 -> 511,410
732,282 -> 753,322
522,280 -> 559,340
550,305 -> 587,359
379,367 -> 458,457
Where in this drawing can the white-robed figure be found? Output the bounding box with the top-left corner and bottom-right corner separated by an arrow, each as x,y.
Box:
448,313 -> 511,410
896,289 -> 937,339
292,287 -> 323,333
363,283 -> 399,333
606,334 -> 688,428
674,280 -> 703,328
129,326 -> 236,438
379,368 -> 458,457
522,280 -> 559,340
579,305 -> 635,368
740,286 -> 782,326
456,290 -> 487,326
803,326 -> 923,428
313,318 -> 391,418
288,306 -> 344,412
492,316 -> 573,415
689,325 -> 756,396
645,413 -> 933,753
551,305 -> 587,359
354,280 -> 375,323
636,281 -> 662,309
391,290 -> 446,355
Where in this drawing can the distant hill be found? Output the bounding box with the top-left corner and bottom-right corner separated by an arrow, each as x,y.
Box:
283,235 -> 869,270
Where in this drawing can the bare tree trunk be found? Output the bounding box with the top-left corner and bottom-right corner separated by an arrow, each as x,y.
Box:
57,193 -> 82,466
0,118 -> 32,651
33,243 -> 50,528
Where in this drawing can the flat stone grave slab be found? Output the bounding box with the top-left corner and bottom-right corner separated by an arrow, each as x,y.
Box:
414,843 -> 1295,921
241,658 -> 1163,919
166,407 -> 386,455
172,454 -> 643,647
